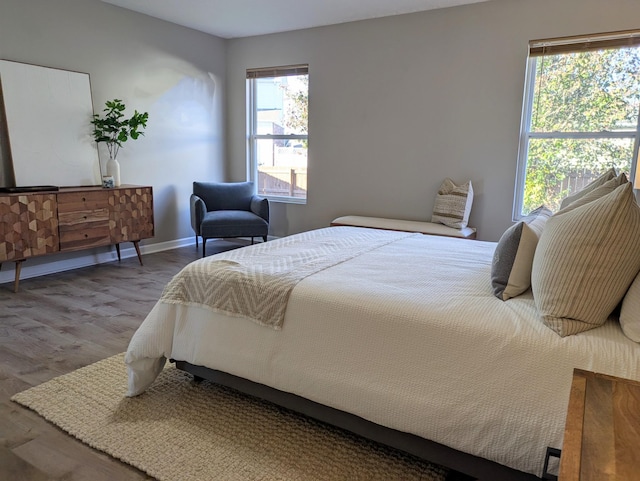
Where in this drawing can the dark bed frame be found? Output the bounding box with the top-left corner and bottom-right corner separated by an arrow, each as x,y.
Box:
174,360 -> 544,481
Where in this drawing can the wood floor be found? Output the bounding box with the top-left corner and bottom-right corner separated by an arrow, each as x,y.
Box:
0,240 -> 248,481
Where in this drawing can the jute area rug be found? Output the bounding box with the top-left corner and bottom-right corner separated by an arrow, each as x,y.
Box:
11,354 -> 448,481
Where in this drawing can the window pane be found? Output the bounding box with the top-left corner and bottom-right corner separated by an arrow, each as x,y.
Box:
255,138 -> 307,198
531,47 -> 640,133
523,137 -> 633,213
256,75 -> 308,136
516,41 -> 640,219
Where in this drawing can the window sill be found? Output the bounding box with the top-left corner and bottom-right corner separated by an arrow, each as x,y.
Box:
264,195 -> 307,205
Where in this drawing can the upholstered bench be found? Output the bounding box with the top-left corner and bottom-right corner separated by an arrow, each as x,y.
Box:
331,215 -> 476,239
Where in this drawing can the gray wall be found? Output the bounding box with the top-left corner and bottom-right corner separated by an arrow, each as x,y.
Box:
0,0 -> 637,281
227,0 -> 640,241
0,0 -> 226,247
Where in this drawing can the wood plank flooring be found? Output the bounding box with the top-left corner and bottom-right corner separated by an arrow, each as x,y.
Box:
0,240 -> 248,481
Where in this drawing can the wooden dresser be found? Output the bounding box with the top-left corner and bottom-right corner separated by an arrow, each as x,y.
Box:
559,369 -> 640,481
0,185 -> 153,291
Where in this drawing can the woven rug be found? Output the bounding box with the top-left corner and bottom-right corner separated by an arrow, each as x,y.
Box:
11,354 -> 448,481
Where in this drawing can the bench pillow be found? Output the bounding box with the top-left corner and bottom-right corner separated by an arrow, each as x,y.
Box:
431,178 -> 473,229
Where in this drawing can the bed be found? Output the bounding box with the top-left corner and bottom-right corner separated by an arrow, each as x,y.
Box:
125,226 -> 640,481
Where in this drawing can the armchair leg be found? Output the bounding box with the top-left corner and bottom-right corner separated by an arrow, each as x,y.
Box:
251,237 -> 254,245
195,235 -> 199,248
262,236 -> 268,242
202,238 -> 206,257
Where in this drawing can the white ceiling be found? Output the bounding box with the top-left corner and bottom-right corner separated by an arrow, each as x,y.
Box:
101,0 -> 492,39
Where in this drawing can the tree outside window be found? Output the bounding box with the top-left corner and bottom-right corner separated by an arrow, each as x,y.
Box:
515,33 -> 640,216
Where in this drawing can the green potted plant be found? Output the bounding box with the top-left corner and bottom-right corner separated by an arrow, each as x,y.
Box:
91,99 -> 148,187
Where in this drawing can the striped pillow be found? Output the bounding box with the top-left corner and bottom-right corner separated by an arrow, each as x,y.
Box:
558,167 -> 617,210
532,183 -> 640,336
431,178 -> 473,229
558,173 -> 627,213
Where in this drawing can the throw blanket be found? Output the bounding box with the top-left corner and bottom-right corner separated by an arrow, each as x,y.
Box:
160,227 -> 417,329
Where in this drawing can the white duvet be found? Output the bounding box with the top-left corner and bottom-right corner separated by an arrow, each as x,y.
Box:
126,227 -> 640,477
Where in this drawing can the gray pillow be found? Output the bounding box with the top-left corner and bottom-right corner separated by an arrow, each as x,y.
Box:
532,183 -> 640,336
620,271 -> 640,342
491,206 -> 552,301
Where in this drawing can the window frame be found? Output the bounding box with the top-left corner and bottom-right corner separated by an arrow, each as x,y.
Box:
247,65 -> 309,205
513,31 -> 640,220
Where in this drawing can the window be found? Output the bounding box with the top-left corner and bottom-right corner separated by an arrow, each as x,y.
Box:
514,31 -> 640,217
247,65 -> 308,203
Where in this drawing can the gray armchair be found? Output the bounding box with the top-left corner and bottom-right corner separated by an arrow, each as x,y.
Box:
190,181 -> 269,257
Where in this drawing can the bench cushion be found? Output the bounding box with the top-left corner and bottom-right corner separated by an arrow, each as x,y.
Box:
331,215 -> 476,239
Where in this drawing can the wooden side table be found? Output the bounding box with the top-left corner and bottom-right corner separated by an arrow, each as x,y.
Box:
559,369 -> 640,480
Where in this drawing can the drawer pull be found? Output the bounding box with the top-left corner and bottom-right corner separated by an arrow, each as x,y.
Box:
82,197 -> 86,201
84,234 -> 88,238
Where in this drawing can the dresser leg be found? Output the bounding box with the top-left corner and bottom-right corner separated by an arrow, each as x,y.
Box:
14,260 -> 23,293
133,241 -> 143,266
115,243 -> 121,261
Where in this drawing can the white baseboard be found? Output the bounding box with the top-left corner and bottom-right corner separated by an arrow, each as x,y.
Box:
0,235 -> 280,286
0,237 -> 197,286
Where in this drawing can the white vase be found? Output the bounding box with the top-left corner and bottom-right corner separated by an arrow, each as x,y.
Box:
106,157 -> 121,187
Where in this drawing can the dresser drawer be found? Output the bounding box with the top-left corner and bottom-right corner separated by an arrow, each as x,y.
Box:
58,208 -> 109,228
57,191 -> 109,213
59,224 -> 111,251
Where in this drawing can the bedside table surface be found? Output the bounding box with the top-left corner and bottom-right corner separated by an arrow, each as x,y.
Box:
559,369 -> 640,481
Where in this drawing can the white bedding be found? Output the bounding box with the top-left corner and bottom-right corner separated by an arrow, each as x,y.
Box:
126,227 -> 640,477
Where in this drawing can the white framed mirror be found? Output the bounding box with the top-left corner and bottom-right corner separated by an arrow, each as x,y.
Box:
0,60 -> 100,187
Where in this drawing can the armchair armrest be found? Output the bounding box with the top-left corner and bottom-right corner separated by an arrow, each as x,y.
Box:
250,195 -> 269,222
190,194 -> 207,235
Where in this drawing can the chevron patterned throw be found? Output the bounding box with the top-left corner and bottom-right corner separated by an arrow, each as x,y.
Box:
160,227 -> 417,329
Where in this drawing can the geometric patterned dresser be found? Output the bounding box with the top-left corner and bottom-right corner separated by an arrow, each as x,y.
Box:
0,185 -> 153,291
